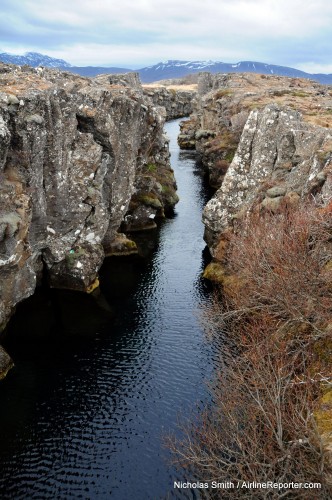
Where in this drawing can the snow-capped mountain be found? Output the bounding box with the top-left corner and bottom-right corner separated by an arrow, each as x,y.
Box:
137,60 -> 332,84
0,51 -> 71,68
1,53 -> 331,84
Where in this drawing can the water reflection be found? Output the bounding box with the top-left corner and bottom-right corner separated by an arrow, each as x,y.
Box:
0,119 -> 213,499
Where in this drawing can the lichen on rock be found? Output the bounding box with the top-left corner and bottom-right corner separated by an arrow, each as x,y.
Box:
179,71 -> 332,190
0,63 -> 178,333
203,103 -> 332,248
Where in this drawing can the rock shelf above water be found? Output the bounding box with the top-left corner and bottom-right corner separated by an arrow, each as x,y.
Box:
0,64 -> 180,338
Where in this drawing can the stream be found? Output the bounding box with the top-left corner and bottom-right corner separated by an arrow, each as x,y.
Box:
0,119 -> 214,499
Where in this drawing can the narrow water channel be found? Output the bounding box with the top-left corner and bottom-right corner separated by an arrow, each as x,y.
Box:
0,119 -> 214,499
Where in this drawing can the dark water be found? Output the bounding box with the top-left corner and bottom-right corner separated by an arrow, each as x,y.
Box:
0,119 -> 214,499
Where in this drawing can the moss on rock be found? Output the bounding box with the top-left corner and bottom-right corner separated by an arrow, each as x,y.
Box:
202,261 -> 226,283
137,193 -> 163,209
104,233 -> 138,256
86,277 -> 100,294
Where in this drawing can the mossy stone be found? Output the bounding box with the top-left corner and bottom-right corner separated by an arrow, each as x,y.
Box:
86,277 -> 100,294
203,262 -> 226,283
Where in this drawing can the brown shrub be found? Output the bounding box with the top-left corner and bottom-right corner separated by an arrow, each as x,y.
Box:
169,319 -> 332,497
169,203 -> 332,497
226,203 -> 332,330
214,159 -> 229,176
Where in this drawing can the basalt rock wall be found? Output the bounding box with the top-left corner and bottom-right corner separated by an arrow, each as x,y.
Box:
203,103 -> 332,250
0,65 -> 178,340
179,72 -> 332,189
197,76 -> 332,458
143,85 -> 195,120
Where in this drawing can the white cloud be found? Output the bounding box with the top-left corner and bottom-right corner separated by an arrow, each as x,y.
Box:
295,62 -> 332,74
18,0 -> 332,38
44,42 -> 250,67
1,0 -> 332,69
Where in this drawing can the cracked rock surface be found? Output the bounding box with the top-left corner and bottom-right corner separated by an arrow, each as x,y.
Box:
203,103 -> 332,248
0,64 -> 178,333
179,71 -> 332,189
143,85 -> 195,120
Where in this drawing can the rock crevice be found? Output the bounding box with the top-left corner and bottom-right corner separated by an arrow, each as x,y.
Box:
203,103 -> 332,247
179,71 -> 332,190
0,65 -> 178,340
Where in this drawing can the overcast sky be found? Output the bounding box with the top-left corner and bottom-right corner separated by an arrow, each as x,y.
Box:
1,0 -> 332,72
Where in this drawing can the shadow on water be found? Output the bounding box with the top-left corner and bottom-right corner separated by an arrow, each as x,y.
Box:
0,118 -> 214,500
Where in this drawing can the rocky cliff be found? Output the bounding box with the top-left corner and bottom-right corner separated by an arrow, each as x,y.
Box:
0,64 -> 178,344
0,345 -> 13,380
195,74 -> 332,460
203,103 -> 332,248
179,72 -> 332,189
143,84 -> 195,120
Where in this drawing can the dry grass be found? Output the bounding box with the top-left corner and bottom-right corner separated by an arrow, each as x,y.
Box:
169,203 -> 332,498
201,73 -> 332,129
142,83 -> 197,91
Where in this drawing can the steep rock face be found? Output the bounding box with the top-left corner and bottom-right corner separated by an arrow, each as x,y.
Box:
201,100 -> 332,458
179,72 -> 332,189
143,85 -> 195,120
203,104 -> 332,248
178,73 -> 250,187
0,65 -> 177,333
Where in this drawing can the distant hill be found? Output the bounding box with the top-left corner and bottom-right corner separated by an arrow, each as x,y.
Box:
60,66 -> 133,77
0,51 -> 71,68
135,60 -> 332,84
66,59 -> 332,85
1,52 -> 331,84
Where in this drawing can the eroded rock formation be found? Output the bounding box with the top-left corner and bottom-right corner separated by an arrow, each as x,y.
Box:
203,103 -> 332,248
179,72 -> 332,189
0,64 -> 178,338
194,74 -> 332,459
143,84 -> 195,120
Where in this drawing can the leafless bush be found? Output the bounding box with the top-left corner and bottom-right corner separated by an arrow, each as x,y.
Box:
170,329 -> 332,498
225,203 -> 332,336
169,203 -> 332,498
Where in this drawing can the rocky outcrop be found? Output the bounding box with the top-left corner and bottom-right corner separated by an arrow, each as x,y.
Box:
201,99 -> 332,460
179,72 -> 332,189
191,72 -> 332,462
0,345 -> 13,380
203,103 -> 332,250
0,64 -> 178,337
143,85 -> 195,120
